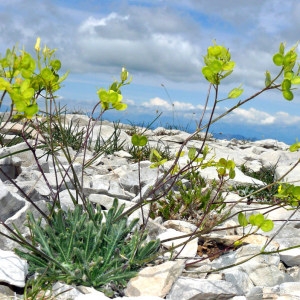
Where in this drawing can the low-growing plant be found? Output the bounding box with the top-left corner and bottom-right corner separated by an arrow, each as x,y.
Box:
11,199 -> 160,296
234,164 -> 279,203
128,139 -> 173,163
42,117 -> 85,151
92,121 -> 126,155
150,169 -> 223,223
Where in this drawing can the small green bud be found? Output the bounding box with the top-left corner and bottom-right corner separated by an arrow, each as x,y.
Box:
121,67 -> 128,82
265,71 -> 272,87
34,37 -> 41,51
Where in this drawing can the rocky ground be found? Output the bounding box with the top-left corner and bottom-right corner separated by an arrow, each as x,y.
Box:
0,114 -> 300,299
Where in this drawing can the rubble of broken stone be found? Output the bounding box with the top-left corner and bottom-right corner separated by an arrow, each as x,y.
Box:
0,114 -> 300,299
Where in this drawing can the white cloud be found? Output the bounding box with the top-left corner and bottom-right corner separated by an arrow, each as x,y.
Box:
142,97 -> 172,110
141,97 -> 197,111
124,98 -> 135,105
275,111 -> 300,125
79,13 -> 129,34
225,107 -> 300,126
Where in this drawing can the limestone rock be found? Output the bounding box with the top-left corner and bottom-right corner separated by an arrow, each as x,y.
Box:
125,260 -> 185,298
0,180 -> 25,221
166,277 -> 241,299
0,249 -> 28,287
159,228 -> 198,258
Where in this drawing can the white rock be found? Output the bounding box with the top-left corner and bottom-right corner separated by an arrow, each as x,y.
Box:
125,260 -> 185,298
159,228 -> 198,258
0,249 -> 28,287
166,277 -> 241,299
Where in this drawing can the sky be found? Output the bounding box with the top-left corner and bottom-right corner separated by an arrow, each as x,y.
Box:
0,0 -> 300,144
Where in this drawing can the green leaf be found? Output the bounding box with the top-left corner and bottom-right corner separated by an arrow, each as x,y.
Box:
217,167 -> 226,176
22,88 -> 35,99
21,69 -> 34,79
260,220 -> 274,232
208,44 -> 223,56
283,51 -> 297,69
41,68 -> 55,81
222,61 -> 235,71
113,102 -> 127,111
228,86 -> 243,99
291,76 -> 300,84
209,60 -> 222,73
150,148 -> 162,161
289,141 -> 300,152
248,214 -> 256,226
0,78 -> 10,90
292,186 -> 300,199
229,168 -> 236,179
281,79 -> 291,91
24,103 -> 39,119
254,214 -> 265,226
284,71 -> 294,80
150,159 -> 167,168
283,90 -> 293,101
188,147 -> 196,161
238,212 -> 248,227
226,160 -> 235,169
131,134 -> 148,147
20,79 -> 30,93
273,53 -> 284,66
249,213 -> 264,227
202,66 -> 216,83
50,59 -> 61,71
218,158 -> 226,167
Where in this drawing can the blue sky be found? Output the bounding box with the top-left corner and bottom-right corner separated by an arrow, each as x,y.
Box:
1,0 -> 300,143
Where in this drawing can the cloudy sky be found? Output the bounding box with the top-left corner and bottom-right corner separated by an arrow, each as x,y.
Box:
1,0 -> 300,143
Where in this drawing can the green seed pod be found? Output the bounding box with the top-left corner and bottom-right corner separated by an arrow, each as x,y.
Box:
283,90 -> 294,100
273,53 -> 283,66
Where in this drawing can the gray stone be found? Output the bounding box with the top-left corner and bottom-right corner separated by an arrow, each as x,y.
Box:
0,180 -> 25,221
89,124 -> 130,149
52,282 -> 83,299
0,156 -> 22,181
125,260 -> 185,298
0,284 -> 15,299
159,228 -> 198,259
166,277 -> 241,299
0,201 -> 49,251
223,268 -> 254,294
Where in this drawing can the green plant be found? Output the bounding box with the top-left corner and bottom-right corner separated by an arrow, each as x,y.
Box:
13,199 -> 159,296
233,164 -> 279,203
119,41 -> 300,261
0,39 -> 160,297
0,37 -> 300,297
128,139 -> 173,163
92,121 -> 126,155
150,169 -> 223,223
41,117 -> 85,151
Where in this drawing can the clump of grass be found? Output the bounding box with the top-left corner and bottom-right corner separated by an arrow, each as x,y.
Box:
128,141 -> 173,163
92,121 -> 126,155
234,164 -> 279,203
